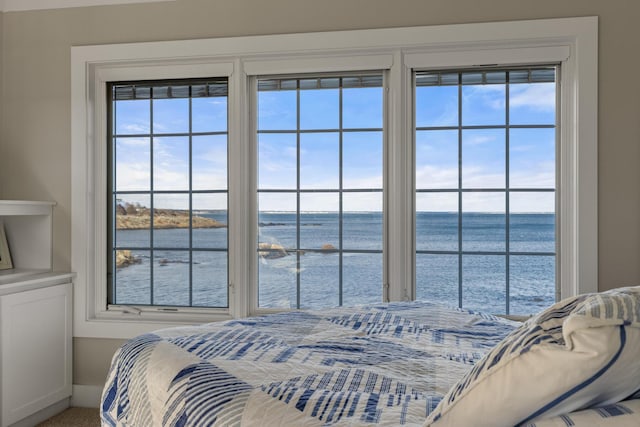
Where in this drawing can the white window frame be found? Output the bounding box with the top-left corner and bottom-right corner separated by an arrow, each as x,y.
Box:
72,16 -> 598,339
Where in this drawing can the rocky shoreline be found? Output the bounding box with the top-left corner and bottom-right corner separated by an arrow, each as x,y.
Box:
116,204 -> 226,230
115,204 -> 225,267
114,204 -> 336,268
258,242 -> 336,259
117,241 -> 337,268
116,250 -> 142,268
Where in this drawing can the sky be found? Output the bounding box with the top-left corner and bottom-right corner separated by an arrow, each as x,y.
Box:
113,79 -> 556,213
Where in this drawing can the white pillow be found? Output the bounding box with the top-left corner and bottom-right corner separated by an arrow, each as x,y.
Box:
424,286 -> 640,427
522,398 -> 640,427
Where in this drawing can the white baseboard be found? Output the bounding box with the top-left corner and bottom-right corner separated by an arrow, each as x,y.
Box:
71,384 -> 103,408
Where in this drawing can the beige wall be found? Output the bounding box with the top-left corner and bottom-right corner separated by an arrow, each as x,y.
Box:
1,0 -> 639,390
73,337 -> 125,386
0,13 -> 3,198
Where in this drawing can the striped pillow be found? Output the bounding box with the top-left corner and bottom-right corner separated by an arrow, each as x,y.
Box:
424,286 -> 640,427
523,399 -> 640,427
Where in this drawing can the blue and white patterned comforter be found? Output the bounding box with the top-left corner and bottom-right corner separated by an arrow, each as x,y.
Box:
101,301 -> 518,426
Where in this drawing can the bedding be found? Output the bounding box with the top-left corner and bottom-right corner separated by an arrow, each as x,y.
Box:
101,301 -> 516,426
426,286 -> 640,426
101,288 -> 640,426
522,398 -> 640,427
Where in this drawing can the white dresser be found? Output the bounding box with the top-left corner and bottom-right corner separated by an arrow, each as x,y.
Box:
0,201 -> 73,427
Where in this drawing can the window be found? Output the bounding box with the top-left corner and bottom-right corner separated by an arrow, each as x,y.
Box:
71,18 -> 597,338
415,68 -> 557,316
108,79 -> 229,309
256,75 -> 384,309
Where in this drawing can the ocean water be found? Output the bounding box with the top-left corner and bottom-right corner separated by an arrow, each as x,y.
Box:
113,212 -> 555,316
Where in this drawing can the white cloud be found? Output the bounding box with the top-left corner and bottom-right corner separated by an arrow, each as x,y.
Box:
204,99 -> 226,107
510,168 -> 555,188
115,163 -> 150,191
153,166 -> 189,190
416,192 -> 457,212
510,192 -> 555,213
153,193 -> 189,210
510,144 -> 534,153
343,174 -> 383,189
510,83 -> 555,112
464,134 -> 497,146
117,137 -> 149,147
416,99 -> 458,127
464,85 -> 505,110
416,161 -> 554,212
192,172 -> 227,191
462,166 -> 505,188
120,124 -> 149,134
192,193 -> 227,211
462,192 -> 505,213
196,150 -> 227,169
343,192 -> 382,212
259,193 -> 296,212
416,165 -> 458,189
260,145 -> 296,172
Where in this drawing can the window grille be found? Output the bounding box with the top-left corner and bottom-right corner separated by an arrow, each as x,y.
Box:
256,74 -> 385,309
415,67 -> 558,316
107,78 -> 229,308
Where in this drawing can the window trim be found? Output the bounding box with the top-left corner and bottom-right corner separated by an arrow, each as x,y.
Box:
72,17 -> 598,339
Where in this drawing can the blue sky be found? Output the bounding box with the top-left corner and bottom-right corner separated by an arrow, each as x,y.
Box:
114,80 -> 555,213
415,81 -> 556,213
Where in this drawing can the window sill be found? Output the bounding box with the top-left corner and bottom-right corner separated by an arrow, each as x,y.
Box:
79,307 -> 234,339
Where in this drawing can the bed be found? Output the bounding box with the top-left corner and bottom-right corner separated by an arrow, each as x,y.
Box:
101,287 -> 640,426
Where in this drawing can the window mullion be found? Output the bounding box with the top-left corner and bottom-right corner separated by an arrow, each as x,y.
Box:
457,75 -> 463,309
338,79 -> 344,307
188,87 -> 194,308
295,82 -> 302,310
385,53 -> 414,302
505,76 -> 511,315
228,63 -> 253,318
149,94 -> 155,306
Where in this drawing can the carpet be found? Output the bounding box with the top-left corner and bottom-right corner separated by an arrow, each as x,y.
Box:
36,407 -> 100,427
